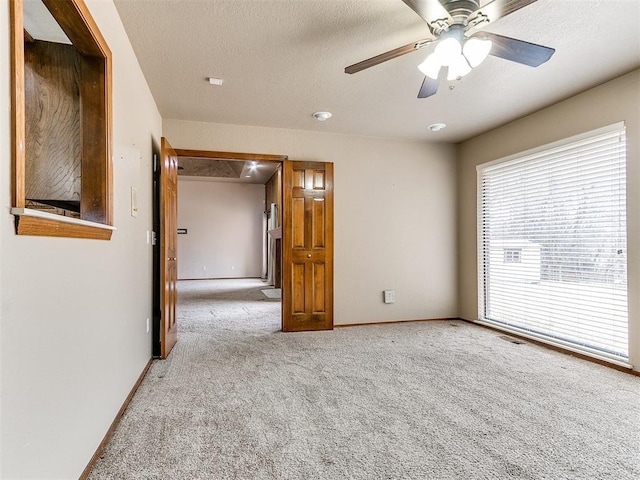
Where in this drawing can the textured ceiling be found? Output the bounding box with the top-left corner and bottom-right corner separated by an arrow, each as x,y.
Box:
114,0 -> 640,143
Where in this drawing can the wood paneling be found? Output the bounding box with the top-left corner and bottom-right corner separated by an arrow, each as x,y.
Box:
313,170 -> 325,190
24,40 -> 82,203
312,263 -> 325,313
312,198 -> 325,248
292,264 -> 305,313
177,158 -> 244,178
292,198 -> 305,248
293,169 -> 305,189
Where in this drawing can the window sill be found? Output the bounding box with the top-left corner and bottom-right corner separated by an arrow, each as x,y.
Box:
11,208 -> 115,240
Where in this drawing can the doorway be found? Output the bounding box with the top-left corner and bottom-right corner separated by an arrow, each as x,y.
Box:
152,148 -> 286,357
152,147 -> 335,357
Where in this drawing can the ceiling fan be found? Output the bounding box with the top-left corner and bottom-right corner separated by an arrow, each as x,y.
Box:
345,0 -> 555,98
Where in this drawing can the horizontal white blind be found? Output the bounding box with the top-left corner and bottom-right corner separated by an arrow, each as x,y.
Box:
478,124 -> 628,360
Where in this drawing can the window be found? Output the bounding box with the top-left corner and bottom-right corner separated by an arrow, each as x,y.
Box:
503,249 -> 522,263
478,123 -> 628,363
10,0 -> 113,240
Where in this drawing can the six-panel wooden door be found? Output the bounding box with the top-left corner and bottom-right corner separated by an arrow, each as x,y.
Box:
282,160 -> 334,332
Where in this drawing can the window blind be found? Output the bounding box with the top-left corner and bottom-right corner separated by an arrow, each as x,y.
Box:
477,124 -> 628,361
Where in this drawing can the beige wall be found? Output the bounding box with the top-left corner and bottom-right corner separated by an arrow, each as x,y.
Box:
457,69 -> 640,370
177,180 -> 265,279
164,120 -> 458,325
0,1 -> 162,477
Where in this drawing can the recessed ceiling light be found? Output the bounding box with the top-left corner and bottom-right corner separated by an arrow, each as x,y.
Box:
428,123 -> 447,132
208,77 -> 223,86
312,111 -> 332,121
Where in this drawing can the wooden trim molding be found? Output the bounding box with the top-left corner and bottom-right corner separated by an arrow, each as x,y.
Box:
174,148 -> 287,162
41,0 -> 111,58
335,318 -> 460,328
79,359 -> 153,480
12,208 -> 115,240
10,0 -> 26,209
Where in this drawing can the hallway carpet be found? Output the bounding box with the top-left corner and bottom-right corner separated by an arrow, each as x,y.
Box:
89,279 -> 640,479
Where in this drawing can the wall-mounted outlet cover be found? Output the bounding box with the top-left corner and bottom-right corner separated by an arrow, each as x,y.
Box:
383,290 -> 395,304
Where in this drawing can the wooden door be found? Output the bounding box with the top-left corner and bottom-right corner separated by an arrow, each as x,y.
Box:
282,160 -> 334,332
160,137 -> 178,358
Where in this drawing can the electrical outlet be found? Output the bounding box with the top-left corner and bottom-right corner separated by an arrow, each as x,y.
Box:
383,290 -> 395,304
146,318 -> 150,333
202,265 -> 207,271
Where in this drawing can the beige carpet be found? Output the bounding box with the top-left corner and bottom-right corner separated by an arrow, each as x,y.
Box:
89,278 -> 640,479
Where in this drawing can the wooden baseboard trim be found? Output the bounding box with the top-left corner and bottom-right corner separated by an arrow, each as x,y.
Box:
460,318 -> 640,377
177,276 -> 263,281
79,358 -> 153,479
335,317 -> 460,328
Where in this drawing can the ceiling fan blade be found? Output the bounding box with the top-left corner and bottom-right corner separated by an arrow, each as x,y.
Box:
401,0 -> 452,34
417,67 -> 447,98
467,0 -> 538,31
345,38 -> 434,74
474,31 -> 555,67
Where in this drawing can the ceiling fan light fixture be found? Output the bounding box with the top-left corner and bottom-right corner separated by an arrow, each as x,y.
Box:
418,53 -> 441,80
434,37 -> 462,66
312,111 -> 332,121
463,37 -> 492,68
447,54 -> 472,80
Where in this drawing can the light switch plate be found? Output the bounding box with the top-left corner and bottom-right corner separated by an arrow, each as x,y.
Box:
131,187 -> 138,217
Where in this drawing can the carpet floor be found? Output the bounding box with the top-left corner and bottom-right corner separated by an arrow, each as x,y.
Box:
89,278 -> 640,479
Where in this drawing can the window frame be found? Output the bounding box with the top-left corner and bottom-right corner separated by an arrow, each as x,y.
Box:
10,0 -> 114,240
476,122 -> 629,365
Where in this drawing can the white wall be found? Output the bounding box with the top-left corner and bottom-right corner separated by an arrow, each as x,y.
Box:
164,120 -> 458,325
0,1 -> 162,477
457,69 -> 640,371
177,180 -> 265,279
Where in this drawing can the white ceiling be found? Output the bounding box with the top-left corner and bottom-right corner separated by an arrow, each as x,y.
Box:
114,0 -> 640,143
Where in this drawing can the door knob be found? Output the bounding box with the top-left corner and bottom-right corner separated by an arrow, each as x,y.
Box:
307,253 -> 312,258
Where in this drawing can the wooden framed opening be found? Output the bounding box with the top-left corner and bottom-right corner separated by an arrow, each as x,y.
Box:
10,0 -> 113,240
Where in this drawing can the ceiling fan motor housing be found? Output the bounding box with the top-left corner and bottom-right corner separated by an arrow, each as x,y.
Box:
441,0 -> 480,26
